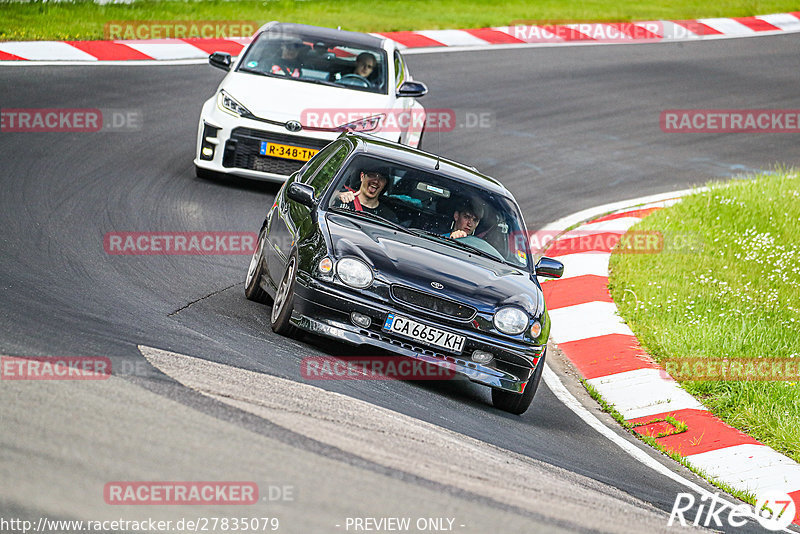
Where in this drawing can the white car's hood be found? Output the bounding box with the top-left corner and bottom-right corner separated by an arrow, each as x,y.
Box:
220,72 -> 392,125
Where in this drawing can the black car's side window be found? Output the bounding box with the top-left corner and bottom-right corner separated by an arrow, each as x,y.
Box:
307,145 -> 349,196
299,141 -> 342,183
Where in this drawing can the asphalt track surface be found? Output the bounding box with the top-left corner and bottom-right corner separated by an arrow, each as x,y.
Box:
2,34 -> 800,533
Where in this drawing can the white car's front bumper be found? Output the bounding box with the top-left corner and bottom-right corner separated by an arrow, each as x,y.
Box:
193,97 -> 343,183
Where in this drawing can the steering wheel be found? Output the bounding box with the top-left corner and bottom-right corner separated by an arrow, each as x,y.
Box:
338,74 -> 371,88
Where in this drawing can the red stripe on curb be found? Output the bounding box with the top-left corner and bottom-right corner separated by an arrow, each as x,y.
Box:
540,25 -> 595,41
672,20 -> 723,35
463,28 -> 525,44
605,23 -> 663,40
545,231 -> 622,255
542,274 -> 612,309
66,41 -> 153,61
558,333 -> 658,379
629,408 -> 762,456
378,31 -> 445,48
734,16 -> 782,32
181,38 -> 246,56
589,207 -> 661,224
0,50 -> 26,60
789,490 -> 800,525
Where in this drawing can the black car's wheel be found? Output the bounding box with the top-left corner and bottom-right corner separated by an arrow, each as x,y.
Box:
270,252 -> 298,335
492,349 -> 546,415
244,228 -> 273,304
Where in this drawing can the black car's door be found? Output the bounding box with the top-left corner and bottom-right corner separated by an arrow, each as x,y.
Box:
265,140 -> 351,285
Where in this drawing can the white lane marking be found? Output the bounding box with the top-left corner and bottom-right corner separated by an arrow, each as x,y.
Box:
138,345 -> 695,529
586,368 -> 705,420
0,41 -> 98,61
757,13 -> 800,31
548,302 -> 634,343
540,252 -> 610,279
541,367 -> 775,525
687,444 -> 800,495
415,29 -> 489,46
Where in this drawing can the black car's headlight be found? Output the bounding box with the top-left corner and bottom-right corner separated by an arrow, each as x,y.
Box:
335,257 -> 373,288
217,90 -> 253,117
493,306 -> 529,335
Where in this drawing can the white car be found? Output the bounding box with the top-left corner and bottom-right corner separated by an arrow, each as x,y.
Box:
195,22 -> 428,183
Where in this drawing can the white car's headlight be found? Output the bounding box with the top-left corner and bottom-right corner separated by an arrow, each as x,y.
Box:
217,91 -> 253,117
336,258 -> 374,288
493,306 -> 529,335
338,114 -> 384,133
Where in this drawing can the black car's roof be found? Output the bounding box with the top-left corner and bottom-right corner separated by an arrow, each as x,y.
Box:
261,22 -> 386,49
344,133 -> 513,197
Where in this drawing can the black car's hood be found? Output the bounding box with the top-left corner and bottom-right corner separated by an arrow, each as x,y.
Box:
325,213 -> 543,316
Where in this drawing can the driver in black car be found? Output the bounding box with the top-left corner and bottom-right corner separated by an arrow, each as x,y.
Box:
447,198 -> 484,239
333,165 -> 399,223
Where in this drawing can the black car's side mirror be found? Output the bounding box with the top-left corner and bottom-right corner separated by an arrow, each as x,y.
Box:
397,81 -> 428,98
209,52 -> 232,71
287,182 -> 317,208
535,257 -> 564,279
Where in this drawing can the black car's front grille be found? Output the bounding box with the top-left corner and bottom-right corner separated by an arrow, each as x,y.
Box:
224,127 -> 331,175
390,285 -> 477,321
360,329 -> 480,367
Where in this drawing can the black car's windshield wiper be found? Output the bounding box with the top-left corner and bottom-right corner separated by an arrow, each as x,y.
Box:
328,207 -> 409,233
407,228 -> 507,262
444,238 -> 504,261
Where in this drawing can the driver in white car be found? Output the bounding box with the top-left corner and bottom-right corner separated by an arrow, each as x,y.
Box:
351,52 -> 377,86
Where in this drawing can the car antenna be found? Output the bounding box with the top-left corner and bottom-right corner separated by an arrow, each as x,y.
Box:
434,128 -> 440,170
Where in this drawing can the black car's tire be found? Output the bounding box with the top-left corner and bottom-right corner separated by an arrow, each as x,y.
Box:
492,349 -> 546,415
244,228 -> 273,304
270,251 -> 298,336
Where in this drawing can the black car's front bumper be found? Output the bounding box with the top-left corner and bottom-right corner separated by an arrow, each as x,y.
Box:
290,277 -> 545,394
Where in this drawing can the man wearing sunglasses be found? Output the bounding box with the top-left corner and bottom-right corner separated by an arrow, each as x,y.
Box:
334,166 -> 399,223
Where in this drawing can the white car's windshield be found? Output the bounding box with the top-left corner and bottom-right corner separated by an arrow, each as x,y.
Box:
238,30 -> 388,94
327,155 -> 532,269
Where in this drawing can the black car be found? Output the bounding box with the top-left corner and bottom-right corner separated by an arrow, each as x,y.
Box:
245,132 -> 564,414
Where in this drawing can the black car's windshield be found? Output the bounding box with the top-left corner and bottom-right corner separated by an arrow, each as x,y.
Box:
326,155 -> 532,269
238,29 -> 388,94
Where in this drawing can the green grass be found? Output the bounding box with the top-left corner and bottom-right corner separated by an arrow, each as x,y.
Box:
609,170 -> 800,464
2,0 -> 800,41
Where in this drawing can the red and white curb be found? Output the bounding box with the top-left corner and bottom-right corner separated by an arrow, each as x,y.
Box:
1,12 -> 800,62
539,196 -> 800,525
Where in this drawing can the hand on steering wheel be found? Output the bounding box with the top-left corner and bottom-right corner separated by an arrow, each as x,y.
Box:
338,74 -> 371,87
